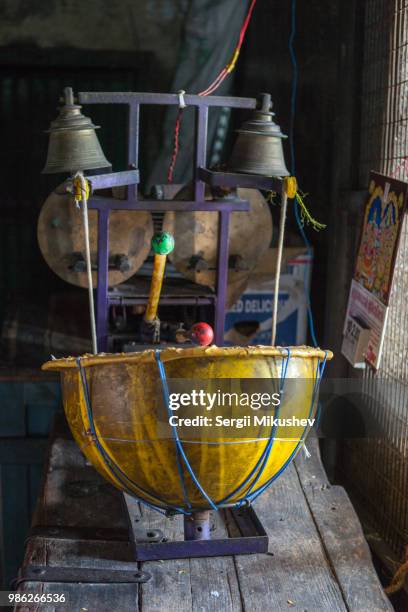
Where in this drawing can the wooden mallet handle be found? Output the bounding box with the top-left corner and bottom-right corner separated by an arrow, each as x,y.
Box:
144,232 -> 174,322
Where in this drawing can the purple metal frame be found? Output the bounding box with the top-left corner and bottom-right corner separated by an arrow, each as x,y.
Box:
123,494 -> 268,561
78,91 -> 282,351
27,502 -> 269,567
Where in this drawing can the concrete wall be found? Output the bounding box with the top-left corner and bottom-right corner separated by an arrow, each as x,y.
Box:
0,0 -> 188,77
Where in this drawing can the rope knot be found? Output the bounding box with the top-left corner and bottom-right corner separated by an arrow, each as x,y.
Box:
177,89 -> 187,109
73,173 -> 90,205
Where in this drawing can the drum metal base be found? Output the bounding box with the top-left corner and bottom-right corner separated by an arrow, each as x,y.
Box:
23,493 -> 268,586
124,494 -> 269,561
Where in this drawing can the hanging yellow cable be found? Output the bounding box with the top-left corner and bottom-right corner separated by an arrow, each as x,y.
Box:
295,191 -> 326,231
267,180 -> 326,232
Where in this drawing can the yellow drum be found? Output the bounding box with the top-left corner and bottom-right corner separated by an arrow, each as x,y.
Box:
43,345 -> 332,513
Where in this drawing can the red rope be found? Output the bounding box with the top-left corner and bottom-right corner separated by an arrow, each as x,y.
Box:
167,0 -> 257,183
198,0 -> 257,96
167,109 -> 184,183
198,68 -> 228,97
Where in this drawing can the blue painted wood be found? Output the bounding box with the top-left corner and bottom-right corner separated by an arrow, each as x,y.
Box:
25,383 -> 62,436
0,383 -> 25,436
0,380 -> 62,587
1,465 -> 30,587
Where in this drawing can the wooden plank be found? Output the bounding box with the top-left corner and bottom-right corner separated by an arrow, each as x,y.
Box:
189,533 -> 243,611
17,434 -> 139,611
15,582 -> 138,612
32,437 -> 127,532
187,511 -> 242,610
17,538 -> 138,612
28,432 -> 243,612
17,427 -> 391,612
19,433 -> 240,611
2,465 -> 30,586
0,465 -> 5,588
294,439 -> 393,611
128,500 -> 194,612
230,463 -> 348,612
0,382 -> 59,587
138,505 -> 242,611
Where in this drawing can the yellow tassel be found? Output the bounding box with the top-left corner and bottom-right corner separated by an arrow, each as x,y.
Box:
267,178 -> 326,232
295,191 -> 326,231
284,176 -> 298,199
73,176 -> 90,203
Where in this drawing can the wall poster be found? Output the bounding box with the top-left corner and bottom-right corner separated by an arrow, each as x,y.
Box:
342,172 -> 407,369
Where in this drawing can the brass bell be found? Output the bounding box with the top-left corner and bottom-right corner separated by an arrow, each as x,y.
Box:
229,93 -> 289,178
42,87 -> 111,174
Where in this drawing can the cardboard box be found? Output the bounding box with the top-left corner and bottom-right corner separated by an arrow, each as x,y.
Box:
224,248 -> 312,346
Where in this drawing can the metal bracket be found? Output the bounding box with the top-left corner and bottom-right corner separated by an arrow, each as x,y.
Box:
28,525 -> 164,544
188,254 -> 210,272
68,253 -> 131,273
229,254 -> 249,271
124,494 -> 269,561
16,565 -> 151,585
140,318 -> 161,344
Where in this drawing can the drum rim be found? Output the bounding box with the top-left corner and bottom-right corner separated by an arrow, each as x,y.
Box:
42,344 -> 333,370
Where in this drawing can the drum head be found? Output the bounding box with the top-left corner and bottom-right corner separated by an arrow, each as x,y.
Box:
163,188 -> 273,307
38,186 -> 154,288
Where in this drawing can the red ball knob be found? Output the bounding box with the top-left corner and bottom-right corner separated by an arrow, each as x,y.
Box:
190,322 -> 214,347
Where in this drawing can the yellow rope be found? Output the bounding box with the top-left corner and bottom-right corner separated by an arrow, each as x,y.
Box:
72,173 -> 97,354
267,178 -> 326,232
284,176 -> 297,199
385,545 -> 408,595
227,47 -> 241,73
73,175 -> 90,202
295,190 -> 326,231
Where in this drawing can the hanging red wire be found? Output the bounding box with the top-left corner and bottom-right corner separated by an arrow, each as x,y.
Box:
199,0 -> 257,96
167,0 -> 257,183
167,109 -> 184,183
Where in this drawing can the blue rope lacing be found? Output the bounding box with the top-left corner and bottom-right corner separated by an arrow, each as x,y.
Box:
155,351 -> 217,511
77,357 -> 190,516
154,349 -> 325,510
76,349 -> 327,515
228,348 -> 291,508
245,352 -> 328,503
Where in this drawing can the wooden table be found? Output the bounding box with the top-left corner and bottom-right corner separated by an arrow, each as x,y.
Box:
16,422 -> 392,611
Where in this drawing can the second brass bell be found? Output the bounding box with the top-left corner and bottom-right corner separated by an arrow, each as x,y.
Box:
229,93 -> 289,178
42,87 -> 111,175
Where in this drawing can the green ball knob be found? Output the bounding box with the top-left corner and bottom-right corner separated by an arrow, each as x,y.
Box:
151,232 -> 175,255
